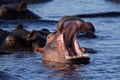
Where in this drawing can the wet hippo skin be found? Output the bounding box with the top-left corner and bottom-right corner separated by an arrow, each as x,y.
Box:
0,0 -> 52,4
36,16 -> 90,64
0,24 -> 47,52
77,22 -> 97,38
0,22 -> 96,54
0,24 -> 32,51
75,12 -> 120,18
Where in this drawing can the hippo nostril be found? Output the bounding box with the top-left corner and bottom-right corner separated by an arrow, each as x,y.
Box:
34,48 -> 44,53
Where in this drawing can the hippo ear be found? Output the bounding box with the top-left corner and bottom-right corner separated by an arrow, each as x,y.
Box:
46,33 -> 55,43
83,22 -> 95,33
19,2 -> 27,11
27,30 -> 37,41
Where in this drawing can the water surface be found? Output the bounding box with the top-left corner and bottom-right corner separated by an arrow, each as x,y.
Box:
0,0 -> 120,80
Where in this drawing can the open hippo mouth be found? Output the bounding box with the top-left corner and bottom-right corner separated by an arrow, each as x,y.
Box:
57,19 -> 88,59
43,16 -> 90,64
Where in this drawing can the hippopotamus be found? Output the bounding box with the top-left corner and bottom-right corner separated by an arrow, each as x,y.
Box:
75,12 -> 120,18
35,16 -> 90,64
0,0 -> 52,4
0,24 -> 32,51
26,28 -> 50,49
0,21 -> 96,54
0,24 -> 47,52
0,2 -> 40,20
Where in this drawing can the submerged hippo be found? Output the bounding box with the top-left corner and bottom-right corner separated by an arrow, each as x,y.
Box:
26,28 -> 49,49
0,2 -> 40,20
35,16 -> 90,64
0,24 -> 47,52
0,0 -> 52,4
0,24 -> 32,51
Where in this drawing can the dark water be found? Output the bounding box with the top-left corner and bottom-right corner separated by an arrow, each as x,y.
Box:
0,0 -> 120,80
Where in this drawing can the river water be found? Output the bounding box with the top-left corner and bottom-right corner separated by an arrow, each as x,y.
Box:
0,0 -> 120,80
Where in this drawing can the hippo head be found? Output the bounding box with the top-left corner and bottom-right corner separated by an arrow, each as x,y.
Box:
0,7 -> 9,18
2,24 -> 31,51
5,35 -> 17,47
43,16 -> 90,64
26,29 -> 50,49
0,2 -> 27,19
0,2 -> 39,20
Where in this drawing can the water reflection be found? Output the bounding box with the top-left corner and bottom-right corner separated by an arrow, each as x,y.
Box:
44,61 -> 82,70
43,61 -> 84,80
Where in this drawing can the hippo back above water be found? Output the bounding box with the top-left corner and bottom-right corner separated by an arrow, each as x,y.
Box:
0,2 -> 40,20
0,0 -> 52,4
0,24 -> 48,52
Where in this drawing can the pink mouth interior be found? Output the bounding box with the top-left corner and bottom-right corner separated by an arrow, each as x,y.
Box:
58,20 -> 87,58
63,33 -> 85,58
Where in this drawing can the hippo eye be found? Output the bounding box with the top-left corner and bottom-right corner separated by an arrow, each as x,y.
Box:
47,34 -> 55,43
47,36 -> 49,39
47,34 -> 52,40
47,34 -> 53,39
